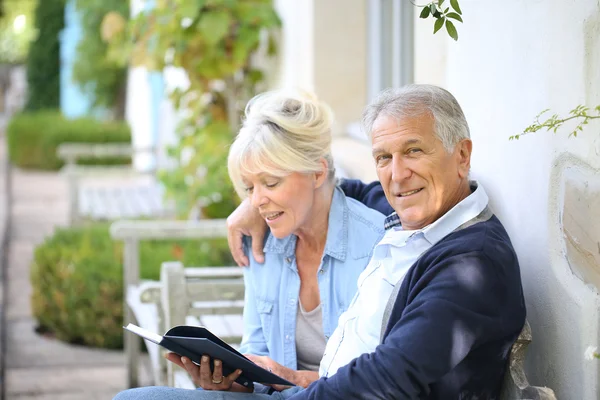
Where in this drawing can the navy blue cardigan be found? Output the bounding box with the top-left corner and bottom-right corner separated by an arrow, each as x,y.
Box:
288,180 -> 526,399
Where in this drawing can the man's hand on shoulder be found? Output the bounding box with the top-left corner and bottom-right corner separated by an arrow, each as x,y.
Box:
227,198 -> 267,266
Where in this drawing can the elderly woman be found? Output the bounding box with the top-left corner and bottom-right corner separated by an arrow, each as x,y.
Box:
114,90 -> 385,399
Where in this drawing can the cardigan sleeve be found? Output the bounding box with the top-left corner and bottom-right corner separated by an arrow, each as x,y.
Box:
338,179 -> 393,216
289,250 -> 524,399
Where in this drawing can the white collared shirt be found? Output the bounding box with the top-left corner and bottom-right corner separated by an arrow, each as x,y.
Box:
318,182 -> 489,377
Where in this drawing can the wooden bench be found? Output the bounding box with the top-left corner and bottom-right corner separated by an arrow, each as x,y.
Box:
57,143 -> 174,225
109,218 -> 239,388
160,261 -> 244,388
501,320 -> 556,399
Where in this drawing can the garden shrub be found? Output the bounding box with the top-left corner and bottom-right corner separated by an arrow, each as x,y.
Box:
6,111 -> 131,170
30,223 -> 233,349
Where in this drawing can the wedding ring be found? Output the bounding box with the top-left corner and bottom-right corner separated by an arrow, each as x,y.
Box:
212,377 -> 223,384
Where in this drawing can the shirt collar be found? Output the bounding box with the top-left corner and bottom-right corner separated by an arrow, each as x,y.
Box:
263,187 -> 349,261
382,181 -> 489,246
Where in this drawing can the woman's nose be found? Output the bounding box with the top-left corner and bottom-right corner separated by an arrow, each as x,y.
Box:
250,187 -> 268,208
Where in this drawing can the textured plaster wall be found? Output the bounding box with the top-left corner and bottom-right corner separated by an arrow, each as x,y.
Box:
414,1 -> 600,398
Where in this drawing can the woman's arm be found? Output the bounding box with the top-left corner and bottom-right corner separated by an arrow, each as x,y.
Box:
238,263 -> 270,356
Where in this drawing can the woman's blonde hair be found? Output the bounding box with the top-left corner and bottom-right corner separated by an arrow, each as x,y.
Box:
228,89 -> 335,198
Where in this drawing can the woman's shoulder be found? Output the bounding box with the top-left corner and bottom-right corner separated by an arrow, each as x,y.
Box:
332,188 -> 386,260
342,193 -> 386,235
242,232 -> 286,274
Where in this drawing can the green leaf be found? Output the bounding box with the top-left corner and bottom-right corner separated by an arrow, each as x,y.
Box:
446,12 -> 463,22
419,6 -> 431,19
438,0 -> 445,5
433,17 -> 445,34
180,0 -> 203,18
445,19 -> 458,40
198,10 -> 232,45
450,0 -> 462,15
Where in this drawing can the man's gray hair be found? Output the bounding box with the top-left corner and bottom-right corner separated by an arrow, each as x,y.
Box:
362,84 -> 470,152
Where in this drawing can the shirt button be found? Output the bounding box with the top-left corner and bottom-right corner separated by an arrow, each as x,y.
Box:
319,269 -> 324,274
285,257 -> 292,263
285,335 -> 290,341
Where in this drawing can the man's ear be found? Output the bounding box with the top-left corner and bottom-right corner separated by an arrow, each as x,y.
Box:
314,158 -> 329,188
456,139 -> 472,179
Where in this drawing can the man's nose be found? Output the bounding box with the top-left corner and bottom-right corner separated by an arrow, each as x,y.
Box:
391,156 -> 412,182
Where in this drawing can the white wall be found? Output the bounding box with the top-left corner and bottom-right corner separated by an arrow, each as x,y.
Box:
273,0 -> 368,135
416,1 -> 600,398
126,0 -> 156,172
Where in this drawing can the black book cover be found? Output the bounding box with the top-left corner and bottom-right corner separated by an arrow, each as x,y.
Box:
124,323 -> 295,388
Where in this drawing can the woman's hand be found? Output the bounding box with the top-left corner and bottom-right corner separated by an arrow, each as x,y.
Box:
245,355 -> 318,390
226,199 -> 267,266
165,353 -> 251,393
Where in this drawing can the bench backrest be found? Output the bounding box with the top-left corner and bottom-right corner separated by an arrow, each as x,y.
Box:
500,320 -> 557,400
159,261 -> 245,387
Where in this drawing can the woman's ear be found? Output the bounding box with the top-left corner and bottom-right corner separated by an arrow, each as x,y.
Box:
314,158 -> 329,188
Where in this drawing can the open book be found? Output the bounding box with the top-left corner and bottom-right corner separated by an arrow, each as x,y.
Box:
124,323 -> 295,388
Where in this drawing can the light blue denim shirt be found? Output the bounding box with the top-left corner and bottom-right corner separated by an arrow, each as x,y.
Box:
238,187 -> 385,370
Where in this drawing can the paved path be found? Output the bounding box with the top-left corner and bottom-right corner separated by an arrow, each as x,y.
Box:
0,126 -> 151,399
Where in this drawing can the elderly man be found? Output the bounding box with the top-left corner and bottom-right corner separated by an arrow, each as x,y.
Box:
115,85 -> 525,399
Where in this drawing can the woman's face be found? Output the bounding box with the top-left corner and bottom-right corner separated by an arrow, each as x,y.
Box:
242,171 -> 320,239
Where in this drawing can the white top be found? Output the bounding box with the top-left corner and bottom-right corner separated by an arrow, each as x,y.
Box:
318,182 -> 489,377
295,302 -> 326,372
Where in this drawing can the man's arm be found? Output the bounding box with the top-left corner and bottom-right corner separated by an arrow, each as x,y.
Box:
290,252 -> 525,399
338,179 -> 393,216
226,181 -> 392,267
226,199 -> 267,266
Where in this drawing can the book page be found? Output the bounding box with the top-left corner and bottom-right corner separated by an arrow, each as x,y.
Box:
124,323 -> 163,344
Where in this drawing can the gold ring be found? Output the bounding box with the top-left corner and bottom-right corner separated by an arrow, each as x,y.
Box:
212,377 -> 223,384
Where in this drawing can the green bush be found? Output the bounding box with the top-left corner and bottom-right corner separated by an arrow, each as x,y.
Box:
30,223 -> 234,349
6,111 -> 131,170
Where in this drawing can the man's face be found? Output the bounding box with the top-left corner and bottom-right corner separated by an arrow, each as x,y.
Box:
371,113 -> 472,230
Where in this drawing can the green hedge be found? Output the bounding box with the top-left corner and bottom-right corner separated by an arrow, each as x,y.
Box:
30,223 -> 234,349
6,111 -> 131,170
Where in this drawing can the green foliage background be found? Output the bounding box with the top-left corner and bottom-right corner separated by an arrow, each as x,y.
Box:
0,0 -> 37,64
24,0 -> 65,111
106,0 -> 281,218
30,223 -> 234,348
72,0 -> 129,119
6,110 -> 131,170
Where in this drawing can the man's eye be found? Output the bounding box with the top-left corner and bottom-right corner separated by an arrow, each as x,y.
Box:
376,154 -> 391,163
407,148 -> 422,154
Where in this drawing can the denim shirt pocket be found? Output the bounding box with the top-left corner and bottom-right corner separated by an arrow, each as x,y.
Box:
256,299 -> 274,342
